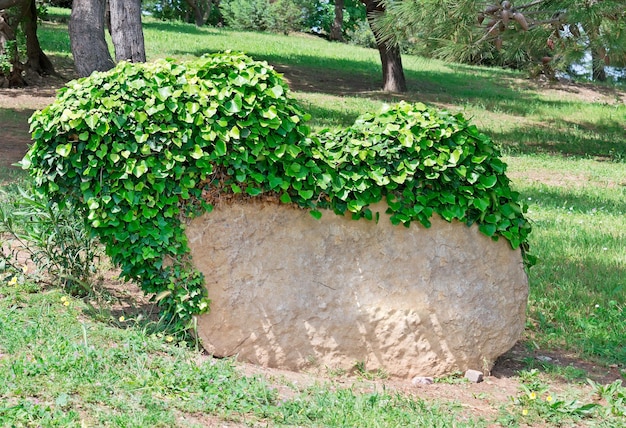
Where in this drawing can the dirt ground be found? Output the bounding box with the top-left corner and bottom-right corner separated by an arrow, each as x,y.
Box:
1,65 -> 624,426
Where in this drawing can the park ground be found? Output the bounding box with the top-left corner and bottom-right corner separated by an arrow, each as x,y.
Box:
0,22 -> 625,427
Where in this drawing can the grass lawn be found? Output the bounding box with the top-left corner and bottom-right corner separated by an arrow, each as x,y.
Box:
0,7 -> 624,427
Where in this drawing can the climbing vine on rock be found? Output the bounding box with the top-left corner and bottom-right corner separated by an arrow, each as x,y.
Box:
24,52 -> 312,328
311,102 -> 533,254
24,52 -> 532,329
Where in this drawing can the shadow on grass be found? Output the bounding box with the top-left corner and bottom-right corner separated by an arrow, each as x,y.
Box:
522,187 -> 626,216
178,46 -> 585,129
492,341 -> 625,384
143,20 -> 223,36
302,103 -> 361,130
493,124 -> 626,159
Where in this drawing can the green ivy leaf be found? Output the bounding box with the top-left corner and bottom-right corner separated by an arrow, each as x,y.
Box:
479,175 -> 498,188
310,210 -> 322,220
55,143 -> 72,157
215,140 -> 227,156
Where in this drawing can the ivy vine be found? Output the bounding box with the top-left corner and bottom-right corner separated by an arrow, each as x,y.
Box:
23,53 -> 532,329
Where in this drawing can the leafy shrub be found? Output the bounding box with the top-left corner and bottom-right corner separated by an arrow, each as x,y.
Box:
268,0 -> 305,34
24,52 -> 532,328
345,19 -> 377,49
220,0 -> 274,31
221,0 -> 305,33
0,182 -> 101,295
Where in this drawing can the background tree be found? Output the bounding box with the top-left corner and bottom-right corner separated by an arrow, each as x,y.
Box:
144,0 -> 220,26
109,0 -> 145,62
373,0 -> 626,81
69,0 -> 114,76
330,0 -> 344,41
0,0 -> 55,87
361,0 -> 406,92
185,0 -> 214,26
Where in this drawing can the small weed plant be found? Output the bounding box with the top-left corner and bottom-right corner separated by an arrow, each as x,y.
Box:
0,183 -> 101,296
24,52 -> 532,329
509,369 -> 626,426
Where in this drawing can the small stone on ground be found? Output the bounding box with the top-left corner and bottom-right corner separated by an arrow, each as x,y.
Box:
464,369 -> 484,383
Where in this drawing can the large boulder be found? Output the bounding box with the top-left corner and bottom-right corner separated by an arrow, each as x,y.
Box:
188,201 -> 528,379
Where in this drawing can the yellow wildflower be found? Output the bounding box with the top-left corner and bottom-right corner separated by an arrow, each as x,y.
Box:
119,316 -> 126,322
529,392 -> 537,400
546,395 -> 553,402
63,300 -> 70,307
8,276 -> 18,286
165,336 -> 174,343
522,409 -> 529,416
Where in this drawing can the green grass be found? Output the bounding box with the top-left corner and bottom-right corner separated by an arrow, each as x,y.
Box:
507,155 -> 626,364
0,284 -> 486,427
1,10 -> 624,426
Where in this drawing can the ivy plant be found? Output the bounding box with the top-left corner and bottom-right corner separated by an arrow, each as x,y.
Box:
23,53 -> 532,329
309,102 -> 533,255
23,52 -> 313,328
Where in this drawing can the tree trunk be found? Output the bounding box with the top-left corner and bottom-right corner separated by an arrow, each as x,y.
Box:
21,0 -> 55,75
330,0 -> 344,41
591,46 -> 607,82
377,42 -> 406,92
0,4 -> 26,87
109,0 -> 145,63
185,0 -> 204,27
69,0 -> 115,77
361,0 -> 406,92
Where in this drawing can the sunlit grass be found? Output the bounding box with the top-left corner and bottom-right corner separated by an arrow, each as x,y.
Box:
0,284 -> 483,427
506,154 -> 626,364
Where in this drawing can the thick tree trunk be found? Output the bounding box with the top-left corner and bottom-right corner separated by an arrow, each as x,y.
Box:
0,9 -> 15,56
109,0 -> 145,63
362,0 -> 406,92
0,10 -> 19,86
21,0 -> 55,75
377,42 -> 406,92
0,0 -> 23,9
69,0 -> 114,77
185,0 -> 204,27
330,0 -> 344,41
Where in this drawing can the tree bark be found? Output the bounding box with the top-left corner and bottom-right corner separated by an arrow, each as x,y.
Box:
21,0 -> 55,75
591,46 -> 607,82
185,0 -> 204,27
330,0 -> 344,41
0,8 -> 26,87
109,0 -> 145,63
361,0 -> 406,92
69,0 -> 115,77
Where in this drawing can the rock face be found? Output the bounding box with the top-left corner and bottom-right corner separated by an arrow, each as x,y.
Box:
187,201 -> 528,378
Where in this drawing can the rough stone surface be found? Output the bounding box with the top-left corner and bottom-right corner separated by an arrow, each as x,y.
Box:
187,201 -> 528,379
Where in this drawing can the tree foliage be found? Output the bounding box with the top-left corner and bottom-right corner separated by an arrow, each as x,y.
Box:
374,0 -> 626,81
143,0 -> 221,26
